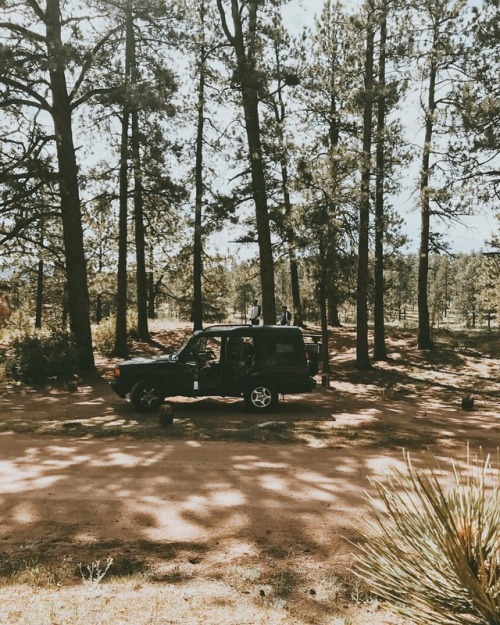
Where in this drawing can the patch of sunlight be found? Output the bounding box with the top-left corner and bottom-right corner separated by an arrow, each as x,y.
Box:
184,490 -> 246,511
259,475 -> 288,492
74,531 -> 99,544
0,471 -> 62,494
12,502 -> 39,524
75,399 -> 107,406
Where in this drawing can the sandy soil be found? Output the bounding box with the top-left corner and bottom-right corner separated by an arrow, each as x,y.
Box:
0,325 -> 499,608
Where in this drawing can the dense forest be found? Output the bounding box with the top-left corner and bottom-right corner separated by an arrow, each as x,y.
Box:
0,0 -> 498,373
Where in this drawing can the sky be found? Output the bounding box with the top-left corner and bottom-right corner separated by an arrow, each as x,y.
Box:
279,0 -> 498,255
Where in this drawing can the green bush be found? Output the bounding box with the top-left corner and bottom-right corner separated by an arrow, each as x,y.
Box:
93,313 -> 138,356
6,329 -> 78,384
353,450 -> 500,625
0,307 -> 33,342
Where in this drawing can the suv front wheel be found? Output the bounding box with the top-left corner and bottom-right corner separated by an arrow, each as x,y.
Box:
244,381 -> 278,412
130,379 -> 163,413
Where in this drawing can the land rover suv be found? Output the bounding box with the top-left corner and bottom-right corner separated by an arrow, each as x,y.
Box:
111,324 -> 320,413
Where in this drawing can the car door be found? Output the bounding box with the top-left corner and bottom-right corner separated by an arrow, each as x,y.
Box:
177,335 -> 223,396
176,335 -> 201,395
255,334 -> 308,393
197,336 -> 222,392
219,336 -> 254,394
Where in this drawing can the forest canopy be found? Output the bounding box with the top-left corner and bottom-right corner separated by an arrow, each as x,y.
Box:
0,0 -> 498,370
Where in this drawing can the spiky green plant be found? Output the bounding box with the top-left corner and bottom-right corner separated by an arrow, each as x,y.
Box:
353,449 -> 500,625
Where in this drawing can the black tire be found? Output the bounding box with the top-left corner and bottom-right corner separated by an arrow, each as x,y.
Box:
244,381 -> 278,412
130,379 -> 163,413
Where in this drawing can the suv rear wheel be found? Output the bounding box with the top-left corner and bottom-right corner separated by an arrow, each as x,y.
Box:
244,381 -> 278,412
130,379 -> 163,413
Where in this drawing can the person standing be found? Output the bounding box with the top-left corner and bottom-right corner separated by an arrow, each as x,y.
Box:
249,299 -> 261,325
279,305 -> 291,325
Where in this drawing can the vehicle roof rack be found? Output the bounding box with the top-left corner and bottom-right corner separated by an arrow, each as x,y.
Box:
203,324 -> 252,330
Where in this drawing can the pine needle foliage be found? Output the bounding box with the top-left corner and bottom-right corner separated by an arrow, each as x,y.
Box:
353,450 -> 500,625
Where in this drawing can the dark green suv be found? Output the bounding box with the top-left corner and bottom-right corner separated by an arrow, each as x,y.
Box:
111,325 -> 319,413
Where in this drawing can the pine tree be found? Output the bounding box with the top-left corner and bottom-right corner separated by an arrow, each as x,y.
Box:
216,0 -> 278,324
356,0 -> 376,370
453,0 -> 499,203
411,0 -> 468,349
0,0 -> 97,370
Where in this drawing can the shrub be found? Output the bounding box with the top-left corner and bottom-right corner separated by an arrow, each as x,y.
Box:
353,449 -> 500,625
93,317 -> 115,356
6,329 -> 78,384
93,313 -> 138,356
0,307 -> 33,342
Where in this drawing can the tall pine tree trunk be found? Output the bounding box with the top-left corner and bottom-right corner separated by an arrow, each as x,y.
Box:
127,5 -> 149,341
46,0 -> 94,371
356,7 -> 375,370
35,258 -> 43,329
147,271 -> 157,319
328,290 -> 342,327
417,61 -> 436,349
373,0 -> 387,361
327,90 -> 342,330
243,101 -> 276,325
271,57 -> 303,326
319,242 -> 330,374
192,5 -> 206,331
131,108 -> 150,340
281,161 -> 302,326
217,0 -> 276,324
114,0 -> 133,358
115,105 -> 130,357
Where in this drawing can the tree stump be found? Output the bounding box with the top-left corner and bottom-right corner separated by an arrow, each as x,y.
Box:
461,393 -> 474,411
159,403 -> 174,427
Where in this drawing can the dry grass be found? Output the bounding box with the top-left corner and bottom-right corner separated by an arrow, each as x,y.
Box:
0,560 -> 400,625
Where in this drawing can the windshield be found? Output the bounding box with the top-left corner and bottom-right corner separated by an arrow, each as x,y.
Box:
176,333 -> 201,362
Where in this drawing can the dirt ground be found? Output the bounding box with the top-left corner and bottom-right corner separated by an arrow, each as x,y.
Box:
0,324 -> 499,622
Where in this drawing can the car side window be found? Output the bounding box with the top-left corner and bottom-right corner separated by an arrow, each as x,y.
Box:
258,337 -> 303,367
226,337 -> 243,362
226,337 -> 254,366
180,337 -> 201,363
205,337 -> 221,362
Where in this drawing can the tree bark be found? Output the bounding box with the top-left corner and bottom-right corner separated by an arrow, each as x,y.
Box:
356,7 -> 375,370
280,156 -> 303,326
114,105 -> 130,357
271,49 -> 303,327
192,4 -> 206,331
319,243 -> 330,374
131,107 -> 150,341
328,292 -> 342,327
147,271 -> 157,319
45,0 -> 94,370
417,60 -> 436,349
127,5 -> 149,341
114,1 -> 133,358
35,258 -> 43,329
373,0 -> 387,361
217,0 -> 276,324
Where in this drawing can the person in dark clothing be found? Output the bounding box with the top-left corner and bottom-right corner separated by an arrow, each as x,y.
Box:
249,299 -> 261,325
279,305 -> 291,325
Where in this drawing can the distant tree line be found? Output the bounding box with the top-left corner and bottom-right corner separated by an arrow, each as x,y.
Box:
0,0 -> 498,372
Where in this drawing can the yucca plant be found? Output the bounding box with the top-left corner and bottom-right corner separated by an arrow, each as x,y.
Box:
353,449 -> 500,625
